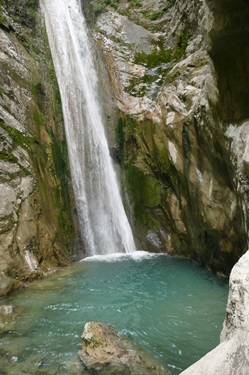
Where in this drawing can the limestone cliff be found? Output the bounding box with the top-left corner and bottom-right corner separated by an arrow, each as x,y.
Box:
0,0 -> 76,295
85,0 -> 249,274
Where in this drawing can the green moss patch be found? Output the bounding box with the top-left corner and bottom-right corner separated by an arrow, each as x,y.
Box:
117,114 -> 181,236
126,165 -> 162,229
1,121 -> 39,151
92,0 -> 120,15
4,0 -> 39,29
125,65 -> 169,97
0,151 -> 17,163
134,49 -> 172,69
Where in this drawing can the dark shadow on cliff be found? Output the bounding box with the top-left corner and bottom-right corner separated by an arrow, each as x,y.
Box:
209,0 -> 249,122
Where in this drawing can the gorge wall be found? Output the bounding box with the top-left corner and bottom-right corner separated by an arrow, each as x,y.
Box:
0,0 -> 248,295
84,0 -> 249,275
0,0 -> 76,295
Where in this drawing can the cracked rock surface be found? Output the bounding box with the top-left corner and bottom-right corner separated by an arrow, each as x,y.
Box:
0,0 -> 76,295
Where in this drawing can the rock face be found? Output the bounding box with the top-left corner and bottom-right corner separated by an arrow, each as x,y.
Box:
78,322 -> 169,374
0,0 -> 76,294
1,0 -> 248,290
180,250 -> 249,375
85,0 -> 249,274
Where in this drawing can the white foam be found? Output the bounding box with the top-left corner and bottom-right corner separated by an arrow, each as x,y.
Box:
81,251 -> 168,263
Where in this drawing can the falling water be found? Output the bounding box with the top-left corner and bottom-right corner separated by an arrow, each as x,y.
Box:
42,0 -> 136,255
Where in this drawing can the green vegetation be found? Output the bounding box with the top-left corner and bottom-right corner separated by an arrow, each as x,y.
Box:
150,146 -> 179,196
91,0 -> 142,18
124,28 -> 189,98
0,119 -> 41,176
126,165 -> 162,229
124,68 -> 166,97
148,10 -> 162,21
173,30 -> 189,60
26,0 -> 39,7
134,49 -> 172,68
0,151 -> 17,163
4,0 -> 39,35
92,0 -> 120,15
134,29 -> 189,70
1,121 -> 39,152
0,0 -> 75,271
127,48 -> 172,97
33,110 -> 43,136
88,0 -> 176,25
31,83 -> 46,112
129,0 -> 142,8
117,114 -> 180,234
0,11 -> 8,29
93,2 -> 104,14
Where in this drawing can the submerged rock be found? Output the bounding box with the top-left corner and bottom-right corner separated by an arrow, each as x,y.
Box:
78,322 -> 170,374
0,305 -> 13,315
180,250 -> 249,375
0,304 -> 15,333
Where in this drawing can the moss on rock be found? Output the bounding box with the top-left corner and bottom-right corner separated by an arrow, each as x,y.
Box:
0,0 -> 76,293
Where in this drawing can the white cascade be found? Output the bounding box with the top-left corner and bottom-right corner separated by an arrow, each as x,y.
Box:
42,0 -> 136,255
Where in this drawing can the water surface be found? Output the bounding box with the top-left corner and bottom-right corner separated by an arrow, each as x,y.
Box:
0,253 -> 228,374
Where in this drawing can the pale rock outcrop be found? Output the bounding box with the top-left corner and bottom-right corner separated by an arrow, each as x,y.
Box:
180,250 -> 249,375
225,121 -> 249,239
78,321 -> 169,374
95,11 -> 160,118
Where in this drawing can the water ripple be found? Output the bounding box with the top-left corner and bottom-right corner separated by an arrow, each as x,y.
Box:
0,255 -> 228,375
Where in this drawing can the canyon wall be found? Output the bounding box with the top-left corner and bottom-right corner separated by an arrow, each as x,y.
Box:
0,0 -> 248,294
181,250 -> 249,374
85,0 -> 249,275
0,0 -> 76,295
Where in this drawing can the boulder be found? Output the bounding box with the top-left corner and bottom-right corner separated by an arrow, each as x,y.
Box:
78,322 -> 170,375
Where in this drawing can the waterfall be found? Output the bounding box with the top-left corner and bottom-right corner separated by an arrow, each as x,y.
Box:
42,0 -> 136,255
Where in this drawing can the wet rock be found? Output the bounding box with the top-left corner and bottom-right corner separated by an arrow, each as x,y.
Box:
61,359 -> 87,375
78,322 -> 170,374
0,303 -> 16,333
180,250 -> 249,375
0,305 -> 13,315
0,272 -> 23,296
0,0 -> 76,294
